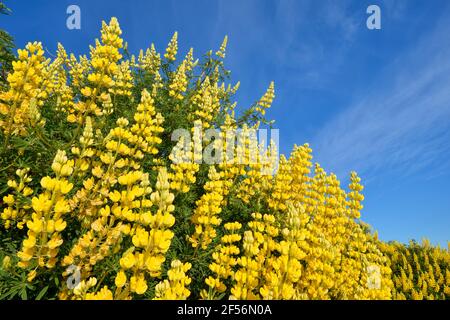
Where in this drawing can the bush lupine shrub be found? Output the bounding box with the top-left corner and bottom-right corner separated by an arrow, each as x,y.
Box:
380,240 -> 450,300
0,17 -> 448,300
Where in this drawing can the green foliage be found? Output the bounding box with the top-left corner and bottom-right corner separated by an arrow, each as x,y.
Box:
0,1 -> 15,89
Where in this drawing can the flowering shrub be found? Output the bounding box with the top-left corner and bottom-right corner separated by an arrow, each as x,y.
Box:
380,240 -> 450,300
0,17 -> 448,300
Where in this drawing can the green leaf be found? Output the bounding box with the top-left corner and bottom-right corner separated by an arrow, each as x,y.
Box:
20,288 -> 27,300
0,291 -> 13,300
36,286 -> 49,300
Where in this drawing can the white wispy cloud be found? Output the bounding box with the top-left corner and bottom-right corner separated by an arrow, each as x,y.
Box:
313,9 -> 450,182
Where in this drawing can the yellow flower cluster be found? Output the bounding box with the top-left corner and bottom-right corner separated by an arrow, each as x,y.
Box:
0,42 -> 47,136
61,214 -> 123,281
164,32 -> 178,62
215,36 -> 228,59
115,168 -> 176,296
259,204 -> 307,299
168,135 -> 200,193
17,150 -> 73,277
381,240 -> 450,300
46,44 -> 74,112
71,116 -> 95,174
189,166 -> 227,250
68,54 -> 90,90
202,222 -> 242,299
129,88 -> 164,155
189,78 -> 221,128
69,277 -> 114,300
109,60 -> 133,96
56,85 -> 166,296
68,17 -> 123,123
184,48 -> 198,72
225,143 -> 394,300
70,87 -> 163,227
233,129 -> 277,203
169,60 -> 188,100
58,87 -> 164,294
230,229 -> 261,299
154,260 -> 192,299
348,171 -> 364,219
267,156 -> 293,211
85,286 -> 114,300
1,168 -> 33,229
288,144 -> 312,204
137,43 -> 161,75
255,81 -> 275,116
227,212 -> 281,299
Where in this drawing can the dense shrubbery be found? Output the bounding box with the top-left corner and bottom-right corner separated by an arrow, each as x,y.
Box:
380,240 -> 450,300
0,16 -> 449,300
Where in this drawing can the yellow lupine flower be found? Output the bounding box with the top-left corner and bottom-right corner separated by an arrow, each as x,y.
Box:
0,42 -> 47,136
164,32 -> 178,61
120,252 -> 136,269
115,271 -> 127,288
215,35 -> 228,59
154,260 -> 192,300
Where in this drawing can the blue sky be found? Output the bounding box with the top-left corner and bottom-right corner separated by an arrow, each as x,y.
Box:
2,0 -> 449,246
